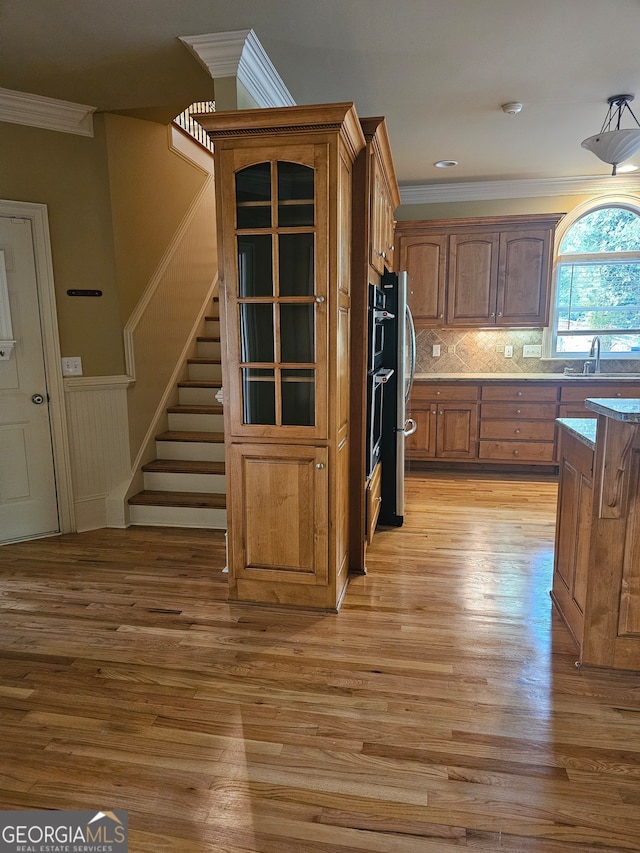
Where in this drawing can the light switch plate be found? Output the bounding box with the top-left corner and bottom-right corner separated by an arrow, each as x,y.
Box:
61,356 -> 83,376
504,345 -> 513,358
523,344 -> 542,358
432,344 -> 441,357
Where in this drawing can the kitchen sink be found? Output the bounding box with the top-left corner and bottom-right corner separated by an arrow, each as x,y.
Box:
562,372 -> 640,379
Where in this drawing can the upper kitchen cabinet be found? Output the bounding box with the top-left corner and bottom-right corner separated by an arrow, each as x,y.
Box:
364,118 -> 400,276
200,103 -> 365,610
396,214 -> 563,328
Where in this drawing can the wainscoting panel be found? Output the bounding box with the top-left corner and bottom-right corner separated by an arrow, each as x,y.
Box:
63,375 -> 132,531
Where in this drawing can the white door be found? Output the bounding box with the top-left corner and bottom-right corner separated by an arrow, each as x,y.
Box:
0,215 -> 59,543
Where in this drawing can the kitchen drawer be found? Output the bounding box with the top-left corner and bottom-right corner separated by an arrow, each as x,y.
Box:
479,440 -> 555,462
480,401 -> 557,420
411,383 -> 479,403
480,420 -> 556,441
481,384 -> 558,402
560,383 -> 640,402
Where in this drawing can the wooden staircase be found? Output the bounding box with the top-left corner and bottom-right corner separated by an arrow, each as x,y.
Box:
128,299 -> 227,529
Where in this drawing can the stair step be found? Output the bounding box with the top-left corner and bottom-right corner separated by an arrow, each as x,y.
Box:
178,380 -> 222,389
142,459 -> 225,475
166,404 -> 223,415
128,503 -> 227,529
129,490 -> 226,509
155,430 -> 224,443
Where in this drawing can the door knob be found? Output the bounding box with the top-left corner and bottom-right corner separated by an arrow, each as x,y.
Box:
31,394 -> 45,405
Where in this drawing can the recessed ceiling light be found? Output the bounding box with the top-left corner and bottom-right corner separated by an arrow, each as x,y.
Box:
616,163 -> 639,173
434,160 -> 458,168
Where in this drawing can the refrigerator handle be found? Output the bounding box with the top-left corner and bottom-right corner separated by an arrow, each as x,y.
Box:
403,417 -> 417,437
405,303 -> 416,405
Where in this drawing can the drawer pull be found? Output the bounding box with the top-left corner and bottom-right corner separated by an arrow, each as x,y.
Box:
517,391 -> 523,397
515,428 -> 520,434
436,391 -> 441,395
515,409 -> 521,414
514,450 -> 520,456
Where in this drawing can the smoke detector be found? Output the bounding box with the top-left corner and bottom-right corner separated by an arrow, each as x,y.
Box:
502,102 -> 523,115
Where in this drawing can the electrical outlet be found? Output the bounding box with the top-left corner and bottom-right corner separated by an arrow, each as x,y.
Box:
523,344 -> 542,358
432,344 -> 441,357
495,345 -> 505,353
504,345 -> 513,358
61,356 -> 83,376
448,345 -> 456,354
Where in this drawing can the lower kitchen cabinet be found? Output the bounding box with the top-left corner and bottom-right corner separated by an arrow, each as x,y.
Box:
409,378 -> 640,469
407,384 -> 478,460
366,461 -> 382,544
551,428 -> 594,649
479,383 -> 558,463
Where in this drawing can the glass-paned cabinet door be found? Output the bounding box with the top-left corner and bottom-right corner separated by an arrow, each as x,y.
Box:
225,146 -> 328,437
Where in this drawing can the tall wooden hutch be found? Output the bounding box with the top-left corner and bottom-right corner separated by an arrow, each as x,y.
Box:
200,104 -> 365,609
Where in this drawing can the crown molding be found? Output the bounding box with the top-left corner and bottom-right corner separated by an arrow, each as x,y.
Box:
179,29 -> 295,109
0,87 -> 95,136
399,174 -> 640,205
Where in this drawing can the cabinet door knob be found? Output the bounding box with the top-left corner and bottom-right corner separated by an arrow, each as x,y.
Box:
517,391 -> 523,396
436,390 -> 441,395
439,410 -> 444,415
514,450 -> 519,456
515,409 -> 521,414
315,462 -> 325,469
515,428 -> 520,434
439,313 -> 444,318
497,312 -> 503,317
616,392 -> 622,397
315,295 -> 325,303
490,312 -> 496,317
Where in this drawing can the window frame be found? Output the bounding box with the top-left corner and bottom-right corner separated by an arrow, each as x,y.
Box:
544,196 -> 640,360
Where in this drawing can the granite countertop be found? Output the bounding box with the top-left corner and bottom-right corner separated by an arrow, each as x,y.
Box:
414,373 -> 640,383
556,417 -> 597,449
585,398 -> 640,422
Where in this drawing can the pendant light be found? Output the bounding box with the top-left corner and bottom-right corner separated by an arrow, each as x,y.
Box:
581,95 -> 640,175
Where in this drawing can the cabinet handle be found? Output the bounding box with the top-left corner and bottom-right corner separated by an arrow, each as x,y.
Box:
389,245 -> 395,251
517,391 -> 523,396
515,409 -> 521,414
439,313 -> 444,318
436,390 -> 441,395
431,410 -> 436,415
315,295 -> 325,303
439,410 -> 444,415
514,450 -> 520,456
515,428 -> 520,434
497,312 -> 503,317
490,312 -> 496,317
376,496 -> 382,503
616,392 -> 622,397
315,463 -> 325,469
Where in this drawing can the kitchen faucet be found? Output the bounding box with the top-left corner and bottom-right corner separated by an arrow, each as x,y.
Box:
587,335 -> 601,374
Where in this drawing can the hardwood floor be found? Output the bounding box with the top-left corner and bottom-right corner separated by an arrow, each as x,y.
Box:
1,472 -> 640,851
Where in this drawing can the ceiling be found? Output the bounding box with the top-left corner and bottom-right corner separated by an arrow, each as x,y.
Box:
3,0 -> 640,191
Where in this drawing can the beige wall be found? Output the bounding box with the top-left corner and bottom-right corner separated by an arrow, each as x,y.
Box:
395,192 -> 639,222
104,114 -> 211,324
0,116 -> 124,375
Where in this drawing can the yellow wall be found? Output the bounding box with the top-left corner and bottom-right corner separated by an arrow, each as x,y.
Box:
0,116 -> 124,375
104,114 -> 210,324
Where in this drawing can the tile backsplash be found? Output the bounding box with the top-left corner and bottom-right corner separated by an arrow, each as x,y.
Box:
415,328 -> 640,375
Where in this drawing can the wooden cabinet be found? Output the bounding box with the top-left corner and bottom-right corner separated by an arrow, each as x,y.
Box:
398,234 -> 447,326
350,117 -> 400,570
396,214 -> 562,329
366,461 -> 382,544
551,428 -> 594,649
201,103 -> 365,609
552,411 -> 640,671
408,384 -> 478,460
559,382 -> 640,419
369,153 -> 397,274
479,384 -> 558,463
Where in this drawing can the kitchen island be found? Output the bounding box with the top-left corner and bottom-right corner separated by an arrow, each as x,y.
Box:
552,399 -> 640,671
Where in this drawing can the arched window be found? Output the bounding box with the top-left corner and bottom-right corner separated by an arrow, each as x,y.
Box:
551,202 -> 640,358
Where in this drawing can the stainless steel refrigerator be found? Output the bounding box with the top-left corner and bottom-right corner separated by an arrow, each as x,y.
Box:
378,270 -> 416,526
